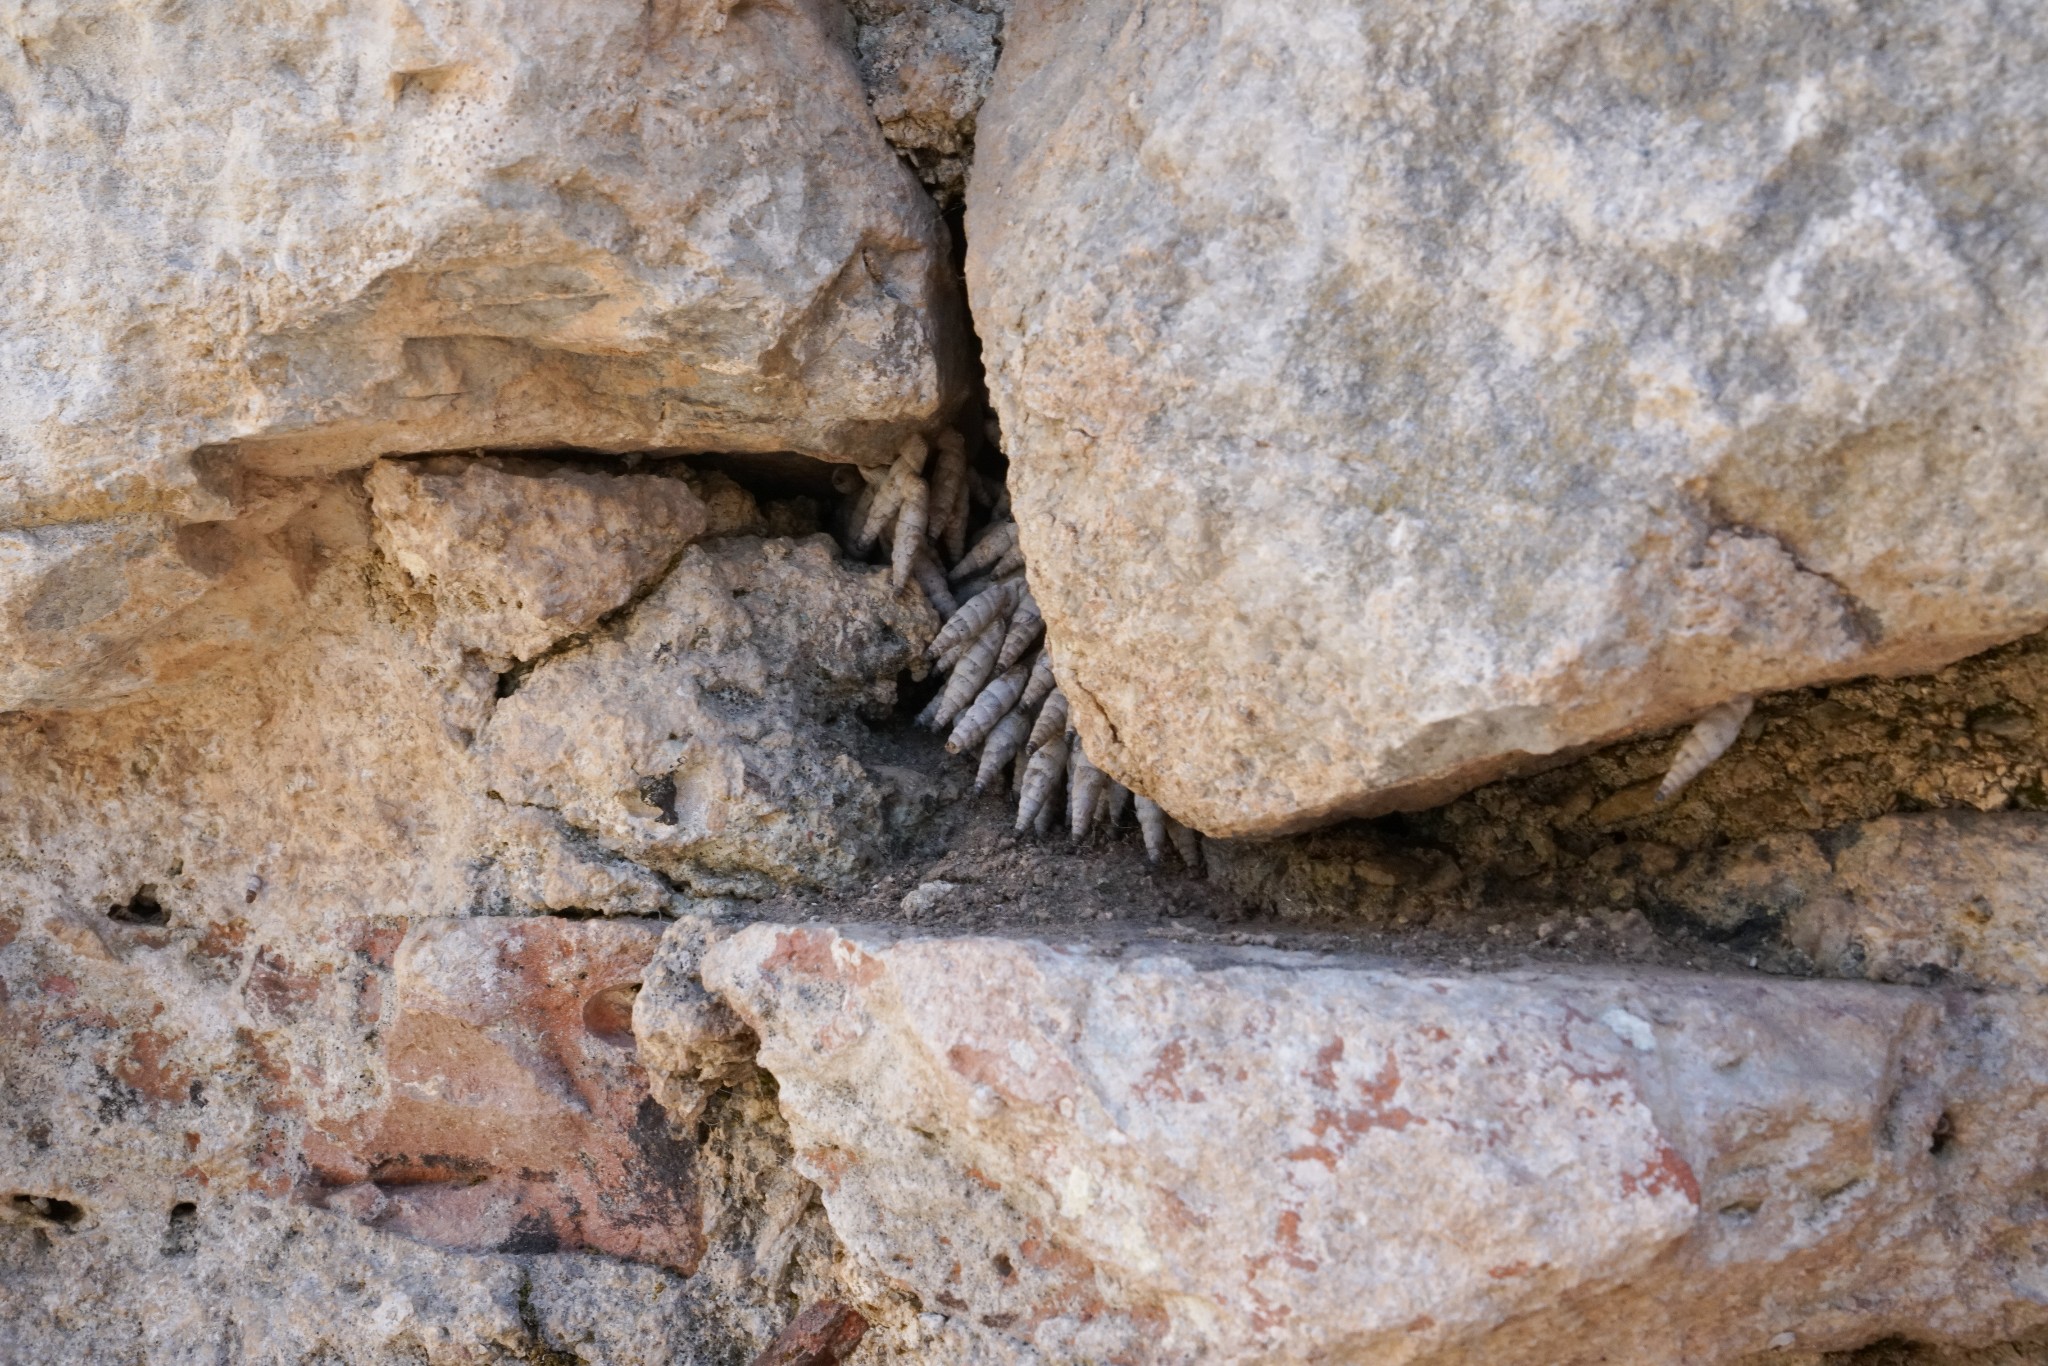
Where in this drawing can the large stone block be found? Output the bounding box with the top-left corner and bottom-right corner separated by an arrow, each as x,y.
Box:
967,0 -> 2048,835
0,0 -> 964,708
366,456 -> 709,669
680,924 -> 2048,1363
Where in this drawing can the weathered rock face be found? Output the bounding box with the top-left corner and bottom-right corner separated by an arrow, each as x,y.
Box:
968,0 -> 2048,836
302,917 -> 696,1271
680,923 -> 2048,1364
479,532 -> 940,898
1,1167 -> 793,1364
366,456 -> 708,669
847,0 -> 1010,205
1662,811 -> 2048,992
11,3 -> 2048,1362
0,460 -> 974,1357
0,0 -> 964,709
0,521 -> 219,711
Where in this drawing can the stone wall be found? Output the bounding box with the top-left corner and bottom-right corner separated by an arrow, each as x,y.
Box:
3,2 -> 2046,1364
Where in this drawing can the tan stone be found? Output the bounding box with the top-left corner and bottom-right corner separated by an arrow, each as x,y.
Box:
306,917 -> 695,1270
968,0 -> 2048,836
0,493 -> 938,1319
1,0 -> 964,709
1660,811 -> 2048,992
0,1197 -> 759,1363
1790,813 -> 2048,990
366,456 -> 708,667
0,521 -> 216,710
847,0 -> 1009,205
633,917 -> 761,1132
689,923 -> 2048,1363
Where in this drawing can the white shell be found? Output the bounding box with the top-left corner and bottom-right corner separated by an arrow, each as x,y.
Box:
1656,696 -> 1754,802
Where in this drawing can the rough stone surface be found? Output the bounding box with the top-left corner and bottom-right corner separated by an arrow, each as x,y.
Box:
302,916 -> 696,1270
0,1197 -> 779,1365
1203,630 -> 2048,958
848,0 -> 1009,206
478,533 -> 940,898
7,464 -> 2048,1363
367,455 -> 708,668
689,922 -> 2048,1364
0,520 -> 218,710
0,0 -> 963,709
10,4 -> 2048,1361
634,917 -> 762,1132
1661,811 -> 2048,992
0,459 -> 966,1361
968,0 -> 2048,836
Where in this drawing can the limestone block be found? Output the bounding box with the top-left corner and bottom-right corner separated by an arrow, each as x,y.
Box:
689,924 -> 2048,1363
0,1201 -> 741,1364
0,520 -> 215,708
967,0 -> 2048,835
1788,813 -> 2048,990
1663,811 -> 2048,992
0,0 -> 964,707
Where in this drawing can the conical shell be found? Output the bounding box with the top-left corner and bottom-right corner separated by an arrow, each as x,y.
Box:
996,590 -> 1043,671
1026,689 -> 1069,755
931,616 -> 1006,730
1016,731 -> 1069,834
1069,743 -> 1108,842
948,661 -> 1030,753
950,521 -> 1017,581
1656,696 -> 1753,802
1135,796 -> 1168,864
974,709 -> 1032,794
930,579 -> 1019,658
889,473 -> 928,589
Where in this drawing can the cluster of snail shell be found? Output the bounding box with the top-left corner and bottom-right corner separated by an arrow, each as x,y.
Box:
837,430 -> 1203,870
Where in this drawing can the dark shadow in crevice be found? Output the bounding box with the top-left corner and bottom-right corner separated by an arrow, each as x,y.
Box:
162,1201 -> 198,1258
108,886 -> 168,926
495,656 -> 539,700
9,1194 -> 83,1228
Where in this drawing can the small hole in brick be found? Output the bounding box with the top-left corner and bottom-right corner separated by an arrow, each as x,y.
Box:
108,886 -> 167,926
10,1194 -> 84,1227
991,1253 -> 1014,1279
1930,1111 -> 1956,1157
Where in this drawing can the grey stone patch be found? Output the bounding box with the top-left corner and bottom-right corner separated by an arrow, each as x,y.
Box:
848,0 -> 1010,205
478,535 -> 941,899
967,0 -> 2048,837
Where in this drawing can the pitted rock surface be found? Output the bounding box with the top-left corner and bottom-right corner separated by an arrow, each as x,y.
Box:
0,0 -> 964,708
683,922 -> 2048,1364
479,533 -> 940,898
303,917 -> 694,1270
968,0 -> 2048,835
366,456 -> 709,669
